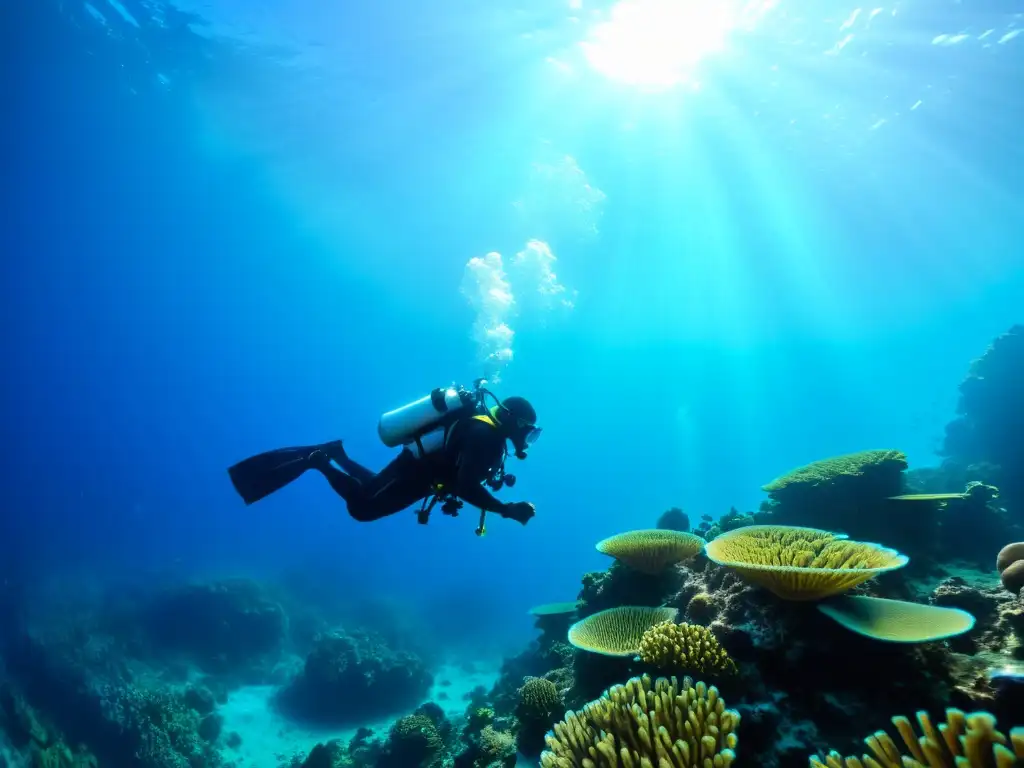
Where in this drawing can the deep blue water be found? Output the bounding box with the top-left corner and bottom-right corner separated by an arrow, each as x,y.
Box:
2,0 -> 1022,657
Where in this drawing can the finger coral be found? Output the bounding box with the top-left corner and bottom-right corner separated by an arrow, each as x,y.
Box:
808,708 -> 1024,768
568,606 -> 679,656
540,674 -> 740,768
997,542 -> 1024,595
704,525 -> 908,601
638,621 -> 737,676
596,530 -> 707,575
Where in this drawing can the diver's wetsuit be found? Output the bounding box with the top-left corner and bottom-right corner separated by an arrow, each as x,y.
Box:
312,417 -> 509,522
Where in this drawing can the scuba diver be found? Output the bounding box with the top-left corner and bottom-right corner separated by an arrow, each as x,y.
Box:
227,381 -> 539,535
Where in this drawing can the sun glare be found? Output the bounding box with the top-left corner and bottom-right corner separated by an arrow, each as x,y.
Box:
580,0 -> 772,89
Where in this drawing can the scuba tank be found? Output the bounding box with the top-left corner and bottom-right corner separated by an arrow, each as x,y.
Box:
377,385 -> 479,449
381,379 -> 518,537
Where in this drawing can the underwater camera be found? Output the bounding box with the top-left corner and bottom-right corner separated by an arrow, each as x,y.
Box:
485,469 -> 516,492
417,495 -> 463,525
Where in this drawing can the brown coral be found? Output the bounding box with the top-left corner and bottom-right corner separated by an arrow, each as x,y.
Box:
638,621 -> 737,676
540,674 -> 740,768
808,708 -> 1023,768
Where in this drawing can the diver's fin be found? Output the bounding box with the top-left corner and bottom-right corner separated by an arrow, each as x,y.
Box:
227,445 -> 321,505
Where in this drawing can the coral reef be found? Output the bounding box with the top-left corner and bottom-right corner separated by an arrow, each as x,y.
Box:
6,325 -> 1024,768
277,628 -> 434,724
454,701 -> 517,768
1,622 -> 224,768
0,683 -> 97,768
540,674 -> 739,768
140,578 -> 287,683
941,325 -> 1024,512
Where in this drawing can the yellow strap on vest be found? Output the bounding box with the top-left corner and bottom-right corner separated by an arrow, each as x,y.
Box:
472,414 -> 499,428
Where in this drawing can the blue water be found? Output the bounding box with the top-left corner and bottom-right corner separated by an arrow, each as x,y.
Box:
3,0 -> 1023,666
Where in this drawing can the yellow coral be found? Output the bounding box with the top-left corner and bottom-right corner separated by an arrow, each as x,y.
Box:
639,621 -> 737,676
809,708 -> 1024,768
763,450 -> 907,493
704,525 -> 908,601
540,674 -> 740,768
568,606 -> 679,657
596,530 -> 707,575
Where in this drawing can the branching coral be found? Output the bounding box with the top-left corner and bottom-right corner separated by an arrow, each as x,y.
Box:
596,530 -> 706,575
568,607 -> 679,656
808,708 -> 1023,768
638,622 -> 737,676
704,525 -> 908,601
540,674 -> 740,768
478,725 -> 516,761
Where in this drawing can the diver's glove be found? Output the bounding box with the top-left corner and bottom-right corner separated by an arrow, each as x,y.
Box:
501,501 -> 536,525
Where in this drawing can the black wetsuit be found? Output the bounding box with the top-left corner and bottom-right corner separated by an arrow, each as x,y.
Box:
315,417 -> 509,522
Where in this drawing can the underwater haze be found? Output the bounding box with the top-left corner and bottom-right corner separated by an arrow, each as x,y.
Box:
2,0 -> 1024,766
